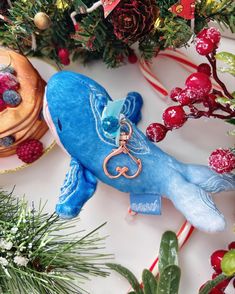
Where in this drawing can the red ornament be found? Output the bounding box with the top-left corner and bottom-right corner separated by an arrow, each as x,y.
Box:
58,48 -> 70,66
169,0 -> 196,20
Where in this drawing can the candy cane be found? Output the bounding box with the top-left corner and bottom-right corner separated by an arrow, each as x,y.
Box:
139,48 -> 221,98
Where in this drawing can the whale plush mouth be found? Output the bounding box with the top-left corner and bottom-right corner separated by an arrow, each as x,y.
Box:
43,91 -> 68,154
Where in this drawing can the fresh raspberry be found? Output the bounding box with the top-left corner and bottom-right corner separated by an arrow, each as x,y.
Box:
16,139 -> 43,164
185,72 -> 212,97
228,241 -> 235,250
177,88 -> 198,105
170,87 -> 182,102
0,98 -> 6,112
212,272 -> 231,291
209,149 -> 235,174
210,250 -> 228,273
128,53 -> 138,64
0,72 -> 19,95
162,106 -> 187,129
146,123 -> 168,142
207,27 -> 221,45
197,63 -> 211,76
196,38 -> 215,55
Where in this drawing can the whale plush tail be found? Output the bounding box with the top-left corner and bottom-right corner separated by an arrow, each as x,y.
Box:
164,163 -> 235,232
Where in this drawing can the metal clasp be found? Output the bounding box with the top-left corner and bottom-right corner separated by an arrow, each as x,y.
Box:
103,120 -> 142,179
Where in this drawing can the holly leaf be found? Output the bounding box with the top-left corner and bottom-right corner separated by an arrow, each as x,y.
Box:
158,231 -> 178,275
226,118 -> 235,125
142,269 -> 158,294
106,263 -> 143,294
215,52 -> 235,76
221,250 -> 235,276
157,265 -> 181,294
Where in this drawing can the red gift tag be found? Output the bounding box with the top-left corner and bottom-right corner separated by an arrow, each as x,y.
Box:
102,0 -> 121,17
169,0 -> 196,20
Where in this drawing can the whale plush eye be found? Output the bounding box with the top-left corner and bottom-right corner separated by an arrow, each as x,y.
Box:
57,118 -> 63,131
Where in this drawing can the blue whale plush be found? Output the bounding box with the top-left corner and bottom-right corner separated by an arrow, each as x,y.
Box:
44,71 -> 235,233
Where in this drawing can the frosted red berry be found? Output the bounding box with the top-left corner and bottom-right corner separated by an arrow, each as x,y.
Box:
177,88 -> 198,105
58,48 -> 70,66
128,53 -> 138,64
210,250 -> 228,273
196,38 -> 215,55
228,242 -> 235,250
207,27 -> 221,45
0,98 -> 6,112
185,72 -> 212,97
204,93 -> 218,110
162,106 -> 187,129
212,272 -> 231,291
146,123 -> 168,142
16,139 -> 43,164
197,28 -> 208,39
170,87 -> 182,102
0,72 -> 19,95
197,63 -> 211,76
209,149 -> 235,174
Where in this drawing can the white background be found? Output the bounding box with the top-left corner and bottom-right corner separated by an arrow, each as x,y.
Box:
1,37 -> 235,293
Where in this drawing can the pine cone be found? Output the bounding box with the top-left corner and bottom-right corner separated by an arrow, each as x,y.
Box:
110,0 -> 158,44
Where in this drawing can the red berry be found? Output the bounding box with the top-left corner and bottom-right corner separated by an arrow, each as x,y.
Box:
177,88 -> 197,105
146,123 -> 168,142
196,38 -> 215,55
0,98 -> 6,111
162,106 -> 187,129
58,48 -> 70,66
228,242 -> 235,250
197,63 -> 211,76
212,272 -> 231,291
0,72 -> 19,95
16,139 -> 43,164
209,149 -> 235,174
128,53 -> 138,64
197,28 -> 208,39
204,93 -> 218,110
210,250 -> 228,273
170,87 -> 182,102
185,72 -> 212,97
207,27 -> 221,45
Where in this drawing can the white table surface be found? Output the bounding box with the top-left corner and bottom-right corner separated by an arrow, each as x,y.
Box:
1,37 -> 235,294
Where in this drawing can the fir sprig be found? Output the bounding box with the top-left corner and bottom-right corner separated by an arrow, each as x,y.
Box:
0,190 -> 110,294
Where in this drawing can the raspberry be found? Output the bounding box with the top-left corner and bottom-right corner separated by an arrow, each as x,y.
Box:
177,88 -> 198,105
146,123 -> 168,142
0,135 -> 15,147
212,272 -> 231,291
0,98 -> 6,112
196,38 -> 215,55
209,149 -> 235,174
210,250 -> 228,273
207,27 -> 221,45
197,63 -> 211,76
16,139 -> 43,164
3,90 -> 22,107
185,72 -> 212,97
162,106 -> 187,129
170,87 -> 182,102
0,72 -> 19,95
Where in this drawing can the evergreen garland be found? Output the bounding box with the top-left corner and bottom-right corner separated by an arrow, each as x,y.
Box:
0,189 -> 110,294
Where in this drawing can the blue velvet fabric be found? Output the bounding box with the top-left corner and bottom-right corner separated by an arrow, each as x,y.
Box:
45,71 -> 235,232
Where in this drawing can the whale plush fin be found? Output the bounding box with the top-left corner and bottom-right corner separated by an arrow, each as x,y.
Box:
56,158 -> 97,219
182,164 -> 235,193
130,193 -> 162,215
165,172 -> 226,232
122,92 -> 143,125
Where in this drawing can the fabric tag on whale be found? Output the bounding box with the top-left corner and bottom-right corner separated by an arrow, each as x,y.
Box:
130,193 -> 162,215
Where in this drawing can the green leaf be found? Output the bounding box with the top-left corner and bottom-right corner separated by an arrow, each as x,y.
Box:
199,274 -> 228,294
142,269 -> 158,294
158,231 -> 178,274
226,118 -> 235,125
216,96 -> 231,105
221,250 -> 235,276
157,265 -> 181,294
106,263 -> 143,294
216,52 -> 235,66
